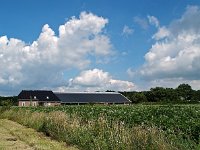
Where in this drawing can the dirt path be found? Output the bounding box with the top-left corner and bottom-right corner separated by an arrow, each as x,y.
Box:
0,119 -> 78,150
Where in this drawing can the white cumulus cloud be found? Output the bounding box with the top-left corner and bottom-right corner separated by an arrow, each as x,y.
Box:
137,5 -> 200,89
55,69 -> 136,92
0,12 -> 113,95
152,26 -> 170,40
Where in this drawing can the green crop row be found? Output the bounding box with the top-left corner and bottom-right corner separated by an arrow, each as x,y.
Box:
1,105 -> 200,149
19,105 -> 200,141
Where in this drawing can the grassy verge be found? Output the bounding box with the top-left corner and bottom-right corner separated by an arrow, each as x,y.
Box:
0,119 -> 78,150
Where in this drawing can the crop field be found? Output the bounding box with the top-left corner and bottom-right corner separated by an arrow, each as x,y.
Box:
0,105 -> 200,150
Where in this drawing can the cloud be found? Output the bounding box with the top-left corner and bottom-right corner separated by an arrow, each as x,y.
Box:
147,15 -> 171,40
152,26 -> 170,40
127,68 -> 135,78
122,25 -> 134,36
0,12 -> 113,95
134,16 -> 149,30
147,15 -> 159,28
137,5 -> 200,89
55,69 -> 136,92
134,15 -> 159,30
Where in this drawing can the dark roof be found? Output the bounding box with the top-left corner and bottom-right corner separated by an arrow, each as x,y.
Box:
55,92 -> 131,103
18,90 -> 60,102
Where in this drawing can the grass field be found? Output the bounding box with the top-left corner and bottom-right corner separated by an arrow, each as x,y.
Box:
0,119 -> 78,150
0,105 -> 199,150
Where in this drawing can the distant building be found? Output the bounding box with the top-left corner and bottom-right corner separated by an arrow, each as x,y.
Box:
18,90 -> 61,107
55,92 -> 130,105
18,90 -> 131,106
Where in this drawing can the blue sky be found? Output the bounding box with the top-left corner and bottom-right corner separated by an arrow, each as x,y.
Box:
1,0 -> 200,95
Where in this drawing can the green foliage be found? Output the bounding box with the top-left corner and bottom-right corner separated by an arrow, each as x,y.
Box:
1,105 -> 200,149
1,105 -> 198,150
0,96 -> 18,106
192,90 -> 200,102
131,92 -> 147,103
176,84 -> 193,101
28,105 -> 200,143
121,83 -> 199,104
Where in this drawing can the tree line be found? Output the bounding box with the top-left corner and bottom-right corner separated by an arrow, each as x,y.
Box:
0,83 -> 200,106
120,84 -> 200,104
0,96 -> 18,106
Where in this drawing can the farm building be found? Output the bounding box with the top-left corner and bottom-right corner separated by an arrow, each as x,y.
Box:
18,90 -> 61,107
55,92 -> 131,105
18,90 -> 131,106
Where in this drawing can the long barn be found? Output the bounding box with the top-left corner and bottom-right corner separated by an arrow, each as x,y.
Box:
55,92 -> 130,105
18,90 -> 131,106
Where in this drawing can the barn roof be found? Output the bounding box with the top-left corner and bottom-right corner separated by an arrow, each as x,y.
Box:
18,90 -> 60,102
55,92 -> 131,104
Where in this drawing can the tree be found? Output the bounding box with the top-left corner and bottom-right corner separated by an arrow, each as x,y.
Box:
192,90 -> 200,102
176,84 -> 193,101
144,91 -> 155,102
150,87 -> 167,102
131,92 -> 147,103
165,88 -> 179,102
0,96 -> 18,106
144,87 -> 179,102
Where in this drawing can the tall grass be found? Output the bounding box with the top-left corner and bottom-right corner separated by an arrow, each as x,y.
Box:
0,107 -> 193,150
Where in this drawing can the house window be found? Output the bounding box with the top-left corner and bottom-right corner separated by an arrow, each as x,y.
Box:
34,96 -> 37,99
44,102 -> 51,106
22,102 -> 25,106
32,102 -> 37,106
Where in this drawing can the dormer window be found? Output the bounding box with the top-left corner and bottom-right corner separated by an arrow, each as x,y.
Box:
46,96 -> 49,99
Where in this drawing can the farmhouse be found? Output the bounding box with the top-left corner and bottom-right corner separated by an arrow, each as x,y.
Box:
18,90 -> 61,107
18,90 -> 131,106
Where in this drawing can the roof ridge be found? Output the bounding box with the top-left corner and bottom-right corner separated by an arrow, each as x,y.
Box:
22,90 -> 52,92
54,92 -> 119,94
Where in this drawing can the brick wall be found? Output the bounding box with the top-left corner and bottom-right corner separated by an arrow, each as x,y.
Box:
43,102 -> 61,106
18,101 -> 38,107
19,101 -> 61,107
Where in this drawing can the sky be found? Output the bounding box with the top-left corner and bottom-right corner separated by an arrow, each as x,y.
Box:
1,0 -> 200,95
